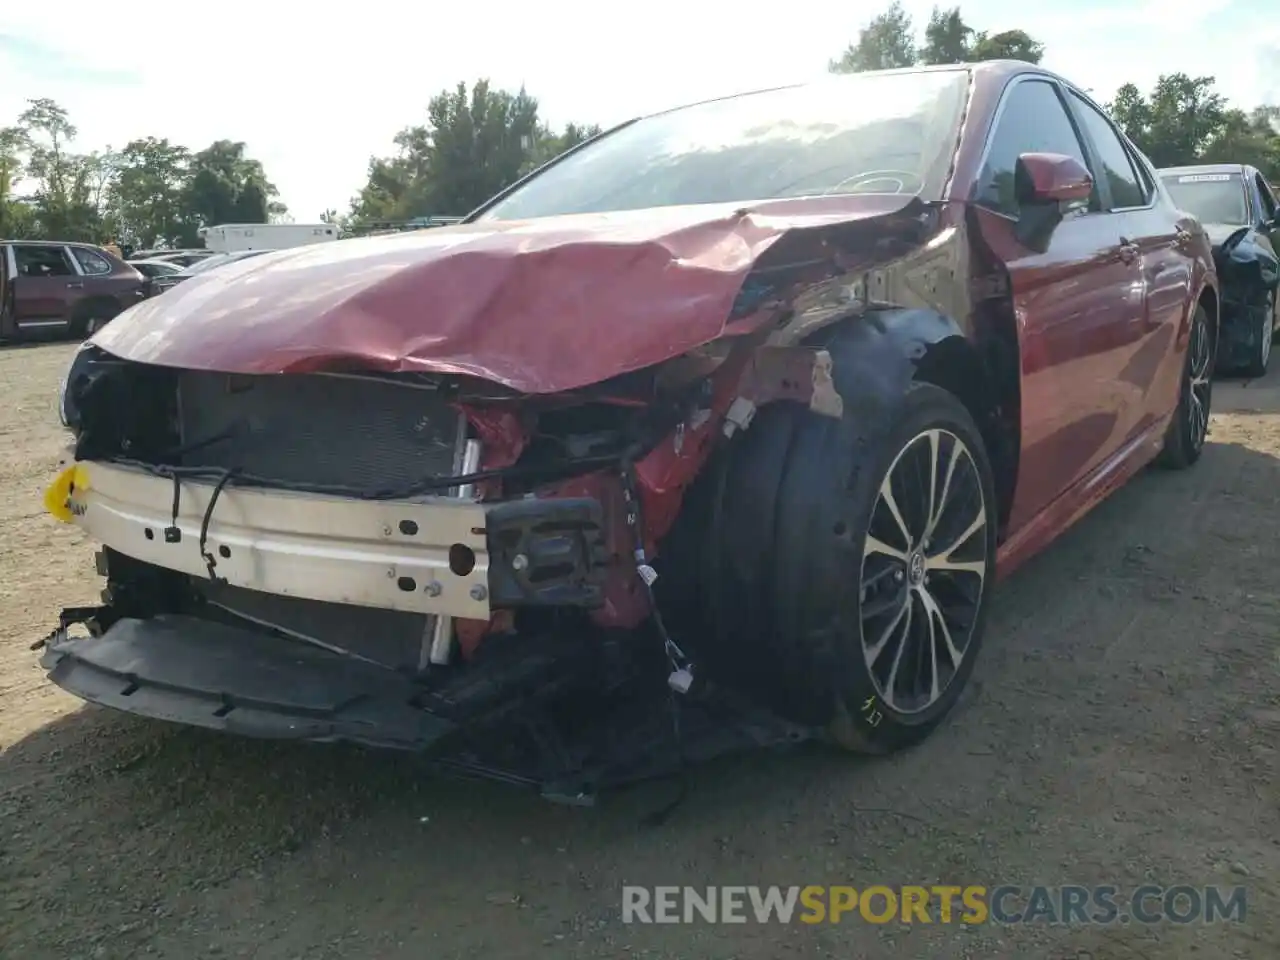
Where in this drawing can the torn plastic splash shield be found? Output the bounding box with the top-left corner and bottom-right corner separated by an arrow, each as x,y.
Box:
40,614 -> 456,749
38,609 -> 816,803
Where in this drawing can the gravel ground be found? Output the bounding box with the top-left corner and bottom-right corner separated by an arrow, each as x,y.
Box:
1,341 -> 1277,959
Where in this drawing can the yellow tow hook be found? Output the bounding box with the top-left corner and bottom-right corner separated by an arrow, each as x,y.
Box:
43,463 -> 90,523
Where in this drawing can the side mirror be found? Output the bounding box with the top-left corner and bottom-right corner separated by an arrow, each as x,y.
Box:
1015,152 -> 1094,206
1012,152 -> 1093,252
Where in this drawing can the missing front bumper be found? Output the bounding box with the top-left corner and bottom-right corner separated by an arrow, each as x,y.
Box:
52,458 -> 611,622
40,613 -> 456,749
37,606 -> 815,804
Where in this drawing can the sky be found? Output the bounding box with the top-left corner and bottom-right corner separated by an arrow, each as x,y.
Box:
1,0 -> 1277,222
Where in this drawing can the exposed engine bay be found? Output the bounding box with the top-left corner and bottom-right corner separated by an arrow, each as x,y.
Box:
36,188 -> 1024,805
39,336 -> 842,802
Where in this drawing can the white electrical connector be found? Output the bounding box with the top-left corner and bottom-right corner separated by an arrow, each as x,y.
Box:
668,667 -> 694,694
722,397 -> 757,438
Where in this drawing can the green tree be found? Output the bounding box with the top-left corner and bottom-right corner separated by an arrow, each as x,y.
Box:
1109,74 -> 1228,167
968,29 -> 1044,64
0,98 -> 289,246
832,5 -> 1044,73
349,79 -> 600,224
0,126 -> 32,237
519,121 -> 603,176
919,7 -> 973,65
421,79 -> 542,213
17,98 -> 103,241
1109,75 -> 1280,181
181,139 -> 286,229
830,2 -> 918,73
111,137 -> 192,247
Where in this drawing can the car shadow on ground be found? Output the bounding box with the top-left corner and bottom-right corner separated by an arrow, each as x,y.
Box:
5,433 -> 1280,959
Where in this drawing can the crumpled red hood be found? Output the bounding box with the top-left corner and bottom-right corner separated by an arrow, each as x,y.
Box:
94,194 -> 917,394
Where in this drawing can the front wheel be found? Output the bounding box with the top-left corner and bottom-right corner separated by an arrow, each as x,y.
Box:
706,381 -> 997,755
827,384 -> 997,753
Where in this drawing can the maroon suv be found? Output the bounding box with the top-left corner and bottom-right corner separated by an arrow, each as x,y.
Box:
0,241 -> 147,340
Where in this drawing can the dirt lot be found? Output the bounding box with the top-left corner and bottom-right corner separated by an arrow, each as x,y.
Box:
1,341 -> 1278,960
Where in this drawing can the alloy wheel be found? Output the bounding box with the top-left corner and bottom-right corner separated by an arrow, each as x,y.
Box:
1187,312 -> 1212,449
858,428 -> 988,715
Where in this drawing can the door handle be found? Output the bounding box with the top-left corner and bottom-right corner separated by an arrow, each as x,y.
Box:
66,282 -> 84,289
1118,238 -> 1138,264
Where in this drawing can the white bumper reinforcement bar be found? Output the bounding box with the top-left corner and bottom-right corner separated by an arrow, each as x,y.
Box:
64,459 -> 492,619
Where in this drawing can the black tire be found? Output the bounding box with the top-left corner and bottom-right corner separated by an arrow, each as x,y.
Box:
705,380 -> 997,755
1157,303 -> 1213,469
1242,291 -> 1274,378
70,299 -> 120,339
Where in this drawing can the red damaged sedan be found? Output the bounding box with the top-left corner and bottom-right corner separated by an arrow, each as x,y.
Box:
40,61 -> 1217,802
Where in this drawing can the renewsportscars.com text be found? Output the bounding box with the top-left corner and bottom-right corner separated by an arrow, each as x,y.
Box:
621,885 -> 1247,925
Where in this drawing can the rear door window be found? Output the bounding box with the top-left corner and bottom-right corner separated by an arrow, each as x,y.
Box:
71,247 -> 114,276
1066,92 -> 1148,209
976,79 -> 1093,217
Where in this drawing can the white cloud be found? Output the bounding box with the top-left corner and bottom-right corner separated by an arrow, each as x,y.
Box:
0,0 -> 1274,220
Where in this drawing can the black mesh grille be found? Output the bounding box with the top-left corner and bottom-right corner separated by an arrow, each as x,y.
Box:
176,371 -> 460,489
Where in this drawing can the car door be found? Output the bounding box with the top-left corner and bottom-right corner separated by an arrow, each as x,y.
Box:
1250,172 -> 1279,308
1063,89 -> 1189,440
0,245 -> 12,337
970,76 -> 1146,532
10,244 -> 81,330
70,244 -> 144,304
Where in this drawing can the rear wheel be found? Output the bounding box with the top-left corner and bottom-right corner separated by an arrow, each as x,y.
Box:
1157,303 -> 1213,469
70,299 -> 119,339
705,380 -> 997,755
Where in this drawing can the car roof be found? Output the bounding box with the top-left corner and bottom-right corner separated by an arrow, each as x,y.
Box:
1158,163 -> 1250,177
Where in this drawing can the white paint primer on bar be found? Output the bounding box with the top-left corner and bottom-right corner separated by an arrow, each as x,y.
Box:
70,460 -> 491,619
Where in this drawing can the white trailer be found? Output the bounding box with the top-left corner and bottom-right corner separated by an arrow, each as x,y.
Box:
198,223 -> 340,253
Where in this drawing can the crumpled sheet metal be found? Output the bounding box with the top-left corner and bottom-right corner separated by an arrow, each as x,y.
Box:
91,194 -> 919,394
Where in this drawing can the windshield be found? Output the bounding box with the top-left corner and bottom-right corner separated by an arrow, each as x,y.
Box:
478,69 -> 971,221
1161,173 -> 1249,225
183,250 -> 268,275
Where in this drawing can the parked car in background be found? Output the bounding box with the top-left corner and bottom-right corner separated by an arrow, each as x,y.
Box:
129,249 -> 219,269
130,259 -> 183,279
1159,163 -> 1279,376
0,241 -> 146,341
147,248 -> 273,295
129,258 -> 185,298
200,222 -> 339,252
42,61 -> 1218,802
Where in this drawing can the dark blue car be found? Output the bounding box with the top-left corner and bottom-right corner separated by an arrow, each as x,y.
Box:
1160,163 -> 1280,377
